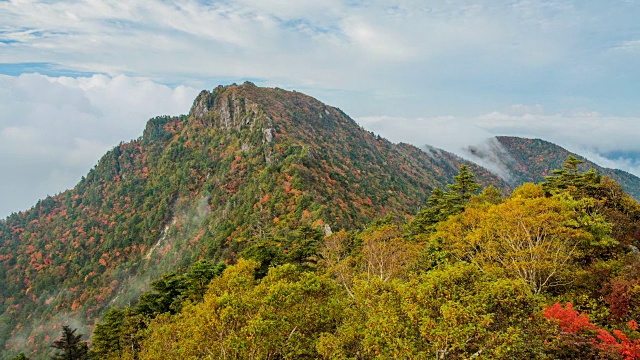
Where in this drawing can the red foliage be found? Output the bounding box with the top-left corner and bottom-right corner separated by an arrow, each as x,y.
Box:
545,302 -> 596,333
607,280 -> 632,319
597,329 -> 640,360
545,302 -> 640,360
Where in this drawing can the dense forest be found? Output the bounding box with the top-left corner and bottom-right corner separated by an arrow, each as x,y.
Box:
3,83 -> 640,359
20,158 -> 640,359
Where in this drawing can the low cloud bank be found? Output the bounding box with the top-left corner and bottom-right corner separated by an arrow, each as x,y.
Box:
0,73 -> 198,218
358,109 -> 640,181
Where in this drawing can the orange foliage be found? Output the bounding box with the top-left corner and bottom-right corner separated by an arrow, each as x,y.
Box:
544,302 -> 595,333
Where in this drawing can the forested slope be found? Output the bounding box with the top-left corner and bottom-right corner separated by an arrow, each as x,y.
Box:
87,159 -> 640,359
0,83 -> 507,359
497,136 -> 640,200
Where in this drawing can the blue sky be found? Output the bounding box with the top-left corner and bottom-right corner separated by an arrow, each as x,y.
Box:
1,0 -> 640,217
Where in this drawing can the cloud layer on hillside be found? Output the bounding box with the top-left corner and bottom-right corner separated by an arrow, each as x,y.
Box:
0,73 -> 198,217
358,111 -> 640,180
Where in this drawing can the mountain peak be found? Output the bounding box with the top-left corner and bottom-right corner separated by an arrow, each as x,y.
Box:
188,82 -> 262,124
188,83 -> 345,132
495,136 -> 640,200
0,83 -> 509,358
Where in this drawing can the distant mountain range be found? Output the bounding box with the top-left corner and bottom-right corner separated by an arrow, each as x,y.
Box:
453,135 -> 640,200
1,83 -> 639,358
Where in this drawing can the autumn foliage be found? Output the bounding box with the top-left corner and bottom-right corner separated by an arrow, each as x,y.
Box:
0,84 -> 506,358
545,302 -> 640,359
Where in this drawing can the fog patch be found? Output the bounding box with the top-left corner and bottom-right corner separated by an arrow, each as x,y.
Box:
455,137 -> 516,183
358,115 -> 515,181
108,194 -> 213,310
358,111 -> 640,180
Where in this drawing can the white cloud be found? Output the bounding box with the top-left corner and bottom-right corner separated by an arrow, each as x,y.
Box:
0,73 -> 199,217
615,39 -> 640,53
357,115 -> 493,150
3,0 -> 632,96
475,110 -> 640,154
356,115 -> 517,181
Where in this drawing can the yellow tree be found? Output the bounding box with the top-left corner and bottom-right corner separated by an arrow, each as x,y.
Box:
319,229 -> 358,299
359,224 -> 418,283
320,225 -> 419,300
140,260 -> 344,359
439,183 -> 602,294
317,263 -> 546,359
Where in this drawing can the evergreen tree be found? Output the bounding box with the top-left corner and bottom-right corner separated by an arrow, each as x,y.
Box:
50,326 -> 88,360
136,272 -> 186,317
88,309 -> 123,359
409,166 -> 481,234
182,259 -> 227,302
542,156 -> 601,196
446,164 -> 481,211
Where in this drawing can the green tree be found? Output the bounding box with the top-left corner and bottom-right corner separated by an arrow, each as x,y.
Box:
136,272 -> 186,317
446,164 -> 481,212
182,259 -> 226,302
50,326 -> 89,360
88,309 -> 123,359
409,165 -> 481,234
542,156 -> 601,197
243,225 -> 323,277
10,353 -> 29,360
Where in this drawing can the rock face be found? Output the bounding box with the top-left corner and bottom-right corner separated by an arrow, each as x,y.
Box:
263,128 -> 274,143
189,90 -> 212,119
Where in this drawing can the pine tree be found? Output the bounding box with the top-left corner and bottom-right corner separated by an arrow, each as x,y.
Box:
88,309 -> 123,359
183,259 -> 227,302
445,165 -> 481,212
409,166 -> 481,234
542,156 -> 601,196
50,326 -> 88,360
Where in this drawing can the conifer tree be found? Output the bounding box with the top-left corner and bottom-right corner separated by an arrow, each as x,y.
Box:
88,309 -> 123,359
50,326 -> 88,360
446,165 -> 481,209
182,259 -> 226,302
409,165 -> 481,234
542,156 -> 601,196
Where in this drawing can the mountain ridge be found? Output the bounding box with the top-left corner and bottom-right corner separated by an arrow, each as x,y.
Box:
0,83 -> 507,358
495,136 -> 640,200
3,83 -> 640,359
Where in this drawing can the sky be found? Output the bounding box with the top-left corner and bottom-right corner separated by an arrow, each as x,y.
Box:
1,0 -> 640,217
